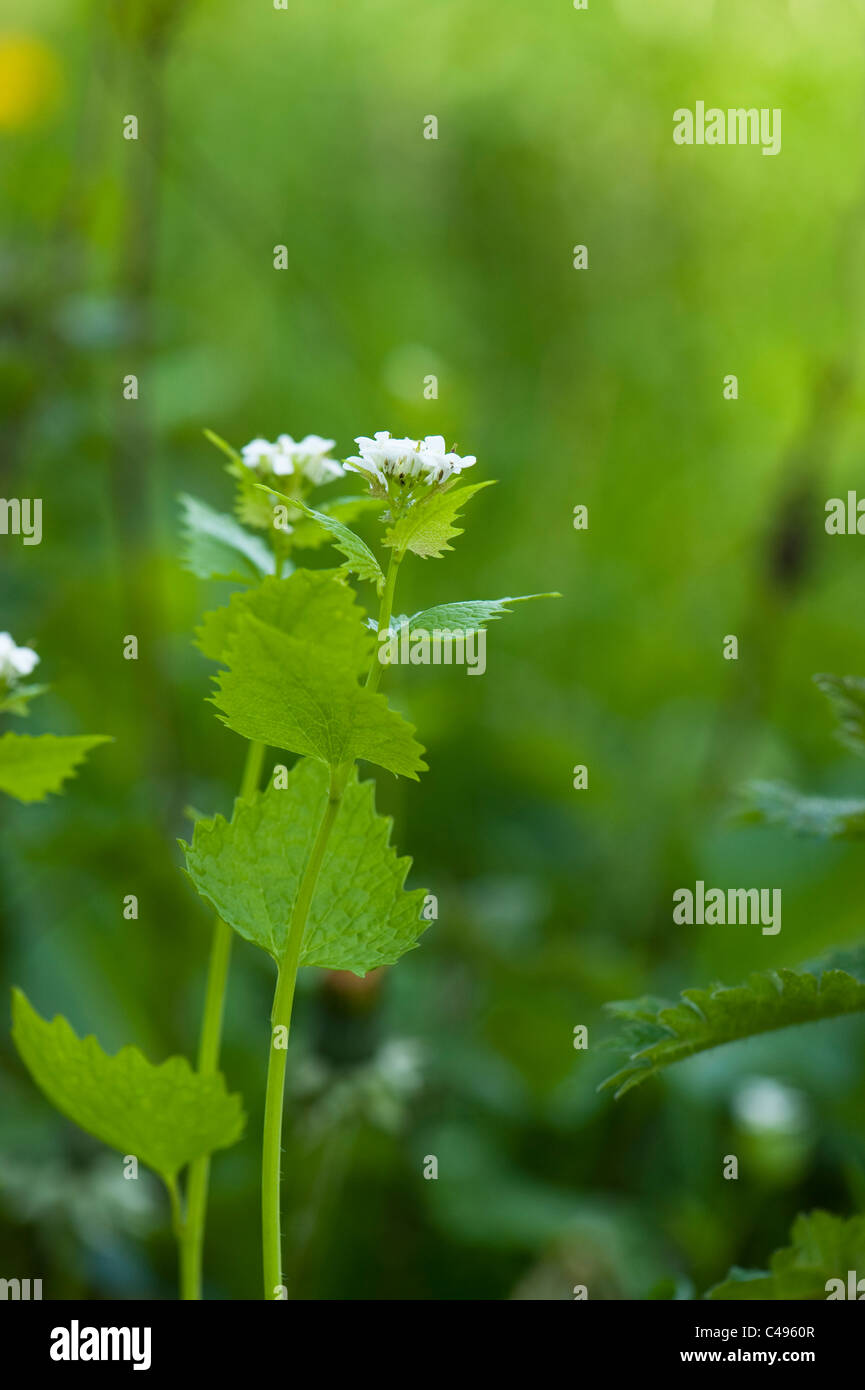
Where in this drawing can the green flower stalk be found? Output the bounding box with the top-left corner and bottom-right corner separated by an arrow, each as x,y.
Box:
181,427 -> 359,1297
256,516 -> 407,1297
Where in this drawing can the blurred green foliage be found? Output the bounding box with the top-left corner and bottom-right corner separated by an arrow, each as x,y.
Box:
2,0 -> 865,1299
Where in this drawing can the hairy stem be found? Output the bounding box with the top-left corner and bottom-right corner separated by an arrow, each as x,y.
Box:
262,781 -> 342,1298
184,738 -> 266,1299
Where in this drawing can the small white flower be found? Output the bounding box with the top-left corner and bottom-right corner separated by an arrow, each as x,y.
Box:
345,431 -> 476,489
344,432 -> 414,487
241,433 -> 343,485
418,434 -> 477,485
0,632 -> 39,685
241,437 -> 281,472
275,434 -> 344,485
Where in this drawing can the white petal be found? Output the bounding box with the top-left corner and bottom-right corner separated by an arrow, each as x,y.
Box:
12,646 -> 39,676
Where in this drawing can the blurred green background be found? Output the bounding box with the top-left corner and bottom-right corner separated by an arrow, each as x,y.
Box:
2,0 -> 865,1300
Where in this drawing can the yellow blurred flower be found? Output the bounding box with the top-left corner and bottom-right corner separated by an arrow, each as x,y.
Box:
0,35 -> 62,131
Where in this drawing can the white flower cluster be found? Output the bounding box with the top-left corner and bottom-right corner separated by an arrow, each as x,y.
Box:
345,433 -> 476,490
0,632 -> 39,686
240,434 -> 344,487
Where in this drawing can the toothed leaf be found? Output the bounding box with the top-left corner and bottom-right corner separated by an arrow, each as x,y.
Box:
182,760 -> 429,974
289,495 -> 384,552
271,494 -> 383,591
400,592 -> 560,634
210,573 -> 426,778
814,673 -> 865,759
708,1211 -> 865,1300
0,733 -> 111,804
196,569 -> 369,667
384,481 -> 495,559
739,780 -> 865,840
600,951 -> 865,1098
178,493 -> 276,584
11,990 -> 244,1184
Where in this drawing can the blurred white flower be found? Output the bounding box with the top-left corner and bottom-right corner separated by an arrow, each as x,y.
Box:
376,1037 -> 424,1095
240,437 -> 280,472
345,431 -> 475,490
0,632 -> 39,685
733,1077 -> 808,1135
275,434 -> 343,485
240,433 -> 343,485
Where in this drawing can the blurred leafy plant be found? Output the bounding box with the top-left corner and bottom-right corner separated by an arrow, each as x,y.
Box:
603,676 -> 865,1093
707,1210 -> 865,1301
740,675 -> 865,838
7,641 -> 240,1292
599,949 -> 865,1099
601,673 -> 865,1298
0,632 -> 109,802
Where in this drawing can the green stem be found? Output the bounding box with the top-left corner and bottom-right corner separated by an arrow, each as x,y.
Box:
239,739 -> 268,804
366,549 -> 402,694
184,738 -> 266,1300
260,546 -> 405,1299
262,781 -> 342,1298
167,1176 -> 197,1302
